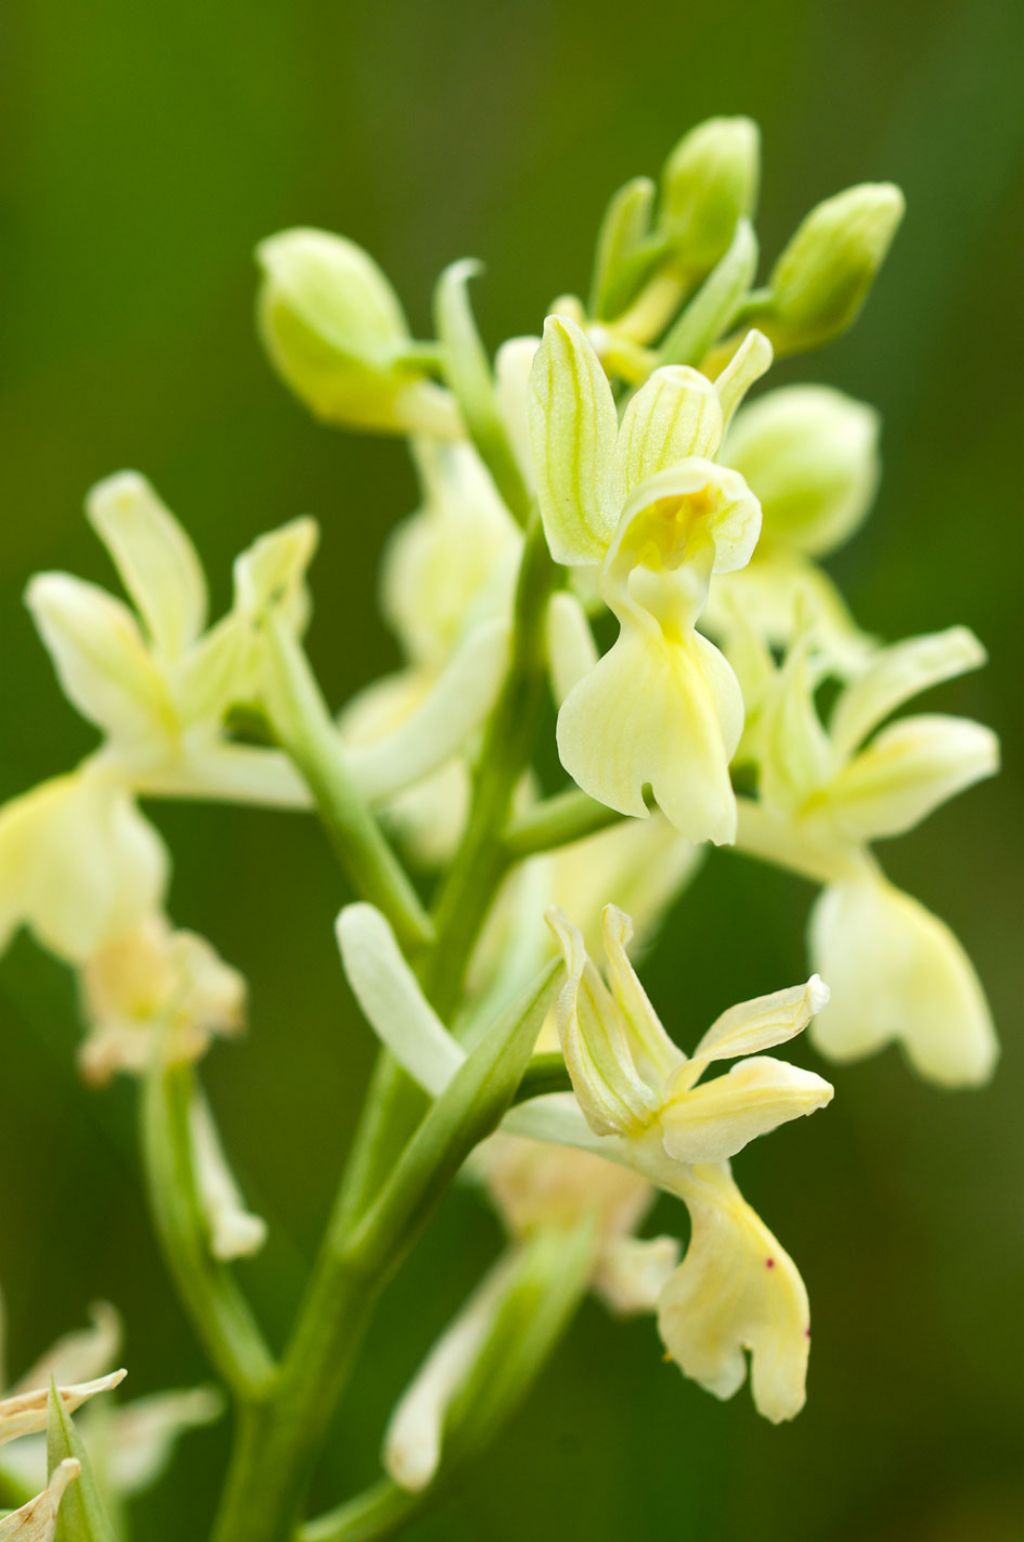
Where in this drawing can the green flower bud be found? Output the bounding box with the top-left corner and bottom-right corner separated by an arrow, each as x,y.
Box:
762,184 -> 905,352
659,117 -> 760,274
256,229 -> 459,437
724,385 -> 880,555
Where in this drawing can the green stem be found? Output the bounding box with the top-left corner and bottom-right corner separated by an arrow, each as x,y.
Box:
502,788 -> 624,859
211,965 -> 559,1542
299,1480 -> 424,1542
263,616 -> 434,952
140,1061 -> 276,1403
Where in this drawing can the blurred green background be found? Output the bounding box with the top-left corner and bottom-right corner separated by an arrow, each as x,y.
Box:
2,0 -> 1022,1537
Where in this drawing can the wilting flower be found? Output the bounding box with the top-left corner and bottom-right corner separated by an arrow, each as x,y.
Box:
737,626 -> 999,1083
529,314 -> 770,842
0,1458 -> 80,1540
0,1294 -> 221,1510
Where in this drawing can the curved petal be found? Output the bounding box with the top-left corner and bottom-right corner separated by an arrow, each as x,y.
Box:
336,904 -> 463,1097
809,872 -> 997,1086
830,626 -> 986,759
690,976 -> 830,1065
0,1458 -> 80,1540
0,1372 -> 126,1447
811,713 -> 999,842
660,1056 -> 833,1163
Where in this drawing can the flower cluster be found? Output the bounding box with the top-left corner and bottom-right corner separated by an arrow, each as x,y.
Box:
0,114 -> 1000,1540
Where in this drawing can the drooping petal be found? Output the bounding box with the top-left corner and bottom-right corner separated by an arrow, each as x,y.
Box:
25,575 -> 172,745
556,613 -> 742,844
0,1372 -> 126,1446
383,1256 -> 517,1493
86,472 -> 208,658
614,367 -> 724,492
528,315 -> 621,565
690,976 -> 830,1067
809,873 -> 997,1086
546,908 -> 658,1137
191,1095 -> 267,1261
812,713 -> 999,842
0,1458 -> 80,1540
659,1056 -> 833,1164
658,1164 -> 810,1422
336,904 -> 464,1097
829,626 -> 986,760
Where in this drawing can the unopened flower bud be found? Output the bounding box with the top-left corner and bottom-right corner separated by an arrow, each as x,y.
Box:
724,385 -> 880,555
660,117 -> 760,274
763,184 -> 905,352
257,229 -> 458,437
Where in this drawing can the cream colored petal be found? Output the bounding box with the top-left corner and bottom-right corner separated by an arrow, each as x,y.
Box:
690,976 -> 830,1066
336,904 -> 464,1097
614,367 -> 724,492
556,615 -> 741,845
813,713 -> 999,842
660,1056 -> 833,1164
658,1164 -> 809,1422
25,575 -> 172,744
830,626 -> 986,759
600,905 -> 683,1085
0,1459 -> 80,1540
0,1372 -> 126,1447
13,1305 -> 121,1395
545,591 -> 598,706
809,873 -> 997,1086
593,1234 -> 680,1316
346,620 -> 509,804
528,315 -> 621,565
384,1256 -> 517,1493
546,908 -> 658,1136
703,550 -> 874,677
106,1386 -> 223,1496
191,1095 -> 267,1261
86,472 -> 208,658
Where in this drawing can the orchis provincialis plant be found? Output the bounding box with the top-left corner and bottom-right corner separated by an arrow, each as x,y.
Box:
0,113 -> 998,1542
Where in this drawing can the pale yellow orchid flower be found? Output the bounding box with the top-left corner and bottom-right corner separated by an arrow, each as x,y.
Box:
737,626 -> 999,1084
528,314 -> 770,842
